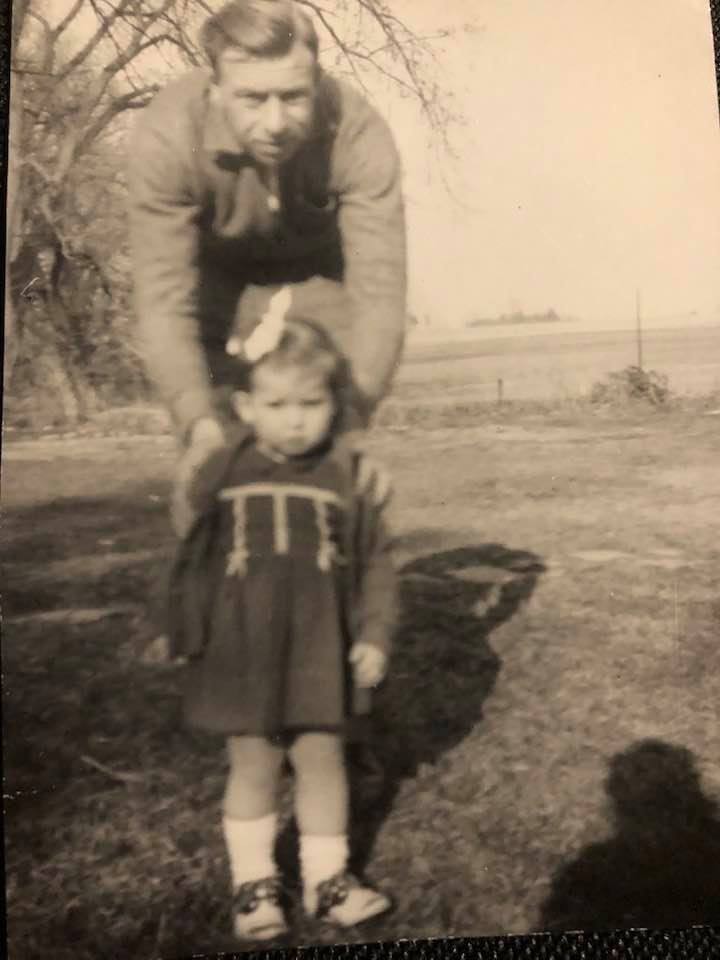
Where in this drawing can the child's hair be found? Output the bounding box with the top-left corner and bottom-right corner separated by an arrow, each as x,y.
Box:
233,316 -> 350,405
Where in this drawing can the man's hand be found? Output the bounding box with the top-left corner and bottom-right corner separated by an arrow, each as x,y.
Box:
171,417 -> 227,536
343,431 -> 393,508
349,642 -> 388,688
356,456 -> 392,508
189,417 -> 226,450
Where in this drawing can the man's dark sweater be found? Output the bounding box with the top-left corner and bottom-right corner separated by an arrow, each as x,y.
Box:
128,67 -> 407,435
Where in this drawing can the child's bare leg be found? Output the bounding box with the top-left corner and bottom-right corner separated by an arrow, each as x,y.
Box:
290,732 -> 348,836
223,735 -> 286,940
290,732 -> 391,925
224,735 -> 284,820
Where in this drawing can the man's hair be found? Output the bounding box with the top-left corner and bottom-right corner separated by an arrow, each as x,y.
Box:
234,317 -> 349,404
201,0 -> 319,75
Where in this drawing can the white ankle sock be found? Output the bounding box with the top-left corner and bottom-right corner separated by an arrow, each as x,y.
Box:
223,812 -> 278,889
300,833 -> 349,896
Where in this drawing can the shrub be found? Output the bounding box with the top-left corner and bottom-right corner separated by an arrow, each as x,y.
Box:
590,366 -> 671,407
5,306 -> 151,429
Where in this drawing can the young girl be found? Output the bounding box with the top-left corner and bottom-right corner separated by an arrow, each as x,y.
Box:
164,290 -> 396,941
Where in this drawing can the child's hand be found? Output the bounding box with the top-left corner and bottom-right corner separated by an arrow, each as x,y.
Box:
141,634 -> 187,667
349,642 -> 388,688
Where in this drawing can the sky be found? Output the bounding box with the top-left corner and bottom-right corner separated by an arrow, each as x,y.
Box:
378,0 -> 720,330
33,0 -> 720,332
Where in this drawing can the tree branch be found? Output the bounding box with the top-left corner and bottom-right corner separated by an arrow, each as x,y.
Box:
87,0 -> 177,94
356,0 -> 452,138
301,1 -> 369,95
75,85 -> 160,157
153,7 -> 203,66
25,9 -> 56,74
59,4 -> 171,153
11,0 -> 32,49
56,0 -> 135,82
21,155 -> 57,186
51,0 -> 87,42
106,32 -> 176,75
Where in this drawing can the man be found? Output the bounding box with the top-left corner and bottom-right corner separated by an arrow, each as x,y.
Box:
128,0 -> 407,510
130,5 -> 405,936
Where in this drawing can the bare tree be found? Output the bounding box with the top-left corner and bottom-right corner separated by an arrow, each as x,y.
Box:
299,0 -> 457,140
7,0 -> 183,413
6,0 -> 458,420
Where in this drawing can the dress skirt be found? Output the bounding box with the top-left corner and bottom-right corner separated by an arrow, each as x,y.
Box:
181,446 -> 361,737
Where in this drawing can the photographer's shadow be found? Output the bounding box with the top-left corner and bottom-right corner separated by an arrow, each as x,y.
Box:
540,739 -> 720,931
350,540 -> 545,872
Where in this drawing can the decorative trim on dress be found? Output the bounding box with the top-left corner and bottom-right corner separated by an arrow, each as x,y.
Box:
219,483 -> 344,576
314,499 -> 335,572
273,491 -> 290,555
226,492 -> 249,577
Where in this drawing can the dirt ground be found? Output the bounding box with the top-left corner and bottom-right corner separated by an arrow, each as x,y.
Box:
2,405 -> 720,958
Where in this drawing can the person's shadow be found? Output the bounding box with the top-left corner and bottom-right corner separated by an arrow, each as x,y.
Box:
346,539 -> 545,874
274,539 -> 544,897
540,739 -> 720,931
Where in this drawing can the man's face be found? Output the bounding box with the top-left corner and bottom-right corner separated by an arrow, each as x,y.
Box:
236,365 -> 335,459
215,44 -> 317,167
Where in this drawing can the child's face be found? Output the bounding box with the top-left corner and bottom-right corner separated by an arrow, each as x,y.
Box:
235,364 -> 335,458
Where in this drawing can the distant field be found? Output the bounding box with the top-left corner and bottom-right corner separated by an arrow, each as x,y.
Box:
397,324 -> 720,404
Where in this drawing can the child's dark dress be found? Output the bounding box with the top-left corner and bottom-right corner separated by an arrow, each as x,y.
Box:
167,437 -> 395,739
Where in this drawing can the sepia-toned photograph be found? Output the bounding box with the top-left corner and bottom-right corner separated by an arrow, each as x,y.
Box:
3,0 -> 720,956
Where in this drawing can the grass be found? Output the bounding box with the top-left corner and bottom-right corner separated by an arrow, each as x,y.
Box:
396,324 -> 720,402
3,398 -> 720,958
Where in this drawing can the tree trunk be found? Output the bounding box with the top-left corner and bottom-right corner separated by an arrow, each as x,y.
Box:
4,58 -> 26,387
45,263 -> 94,423
43,346 -> 82,424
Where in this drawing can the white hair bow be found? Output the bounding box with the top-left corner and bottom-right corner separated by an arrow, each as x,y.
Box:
226,286 -> 293,362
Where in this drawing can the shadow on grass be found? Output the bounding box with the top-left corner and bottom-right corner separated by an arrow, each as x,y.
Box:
3,487 -> 171,558
3,616 -> 238,959
2,486 -> 173,616
540,739 -> 720,931
345,539 -> 545,875
3,523 -> 543,958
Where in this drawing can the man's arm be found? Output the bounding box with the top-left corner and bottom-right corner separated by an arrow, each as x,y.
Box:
128,101 -> 216,439
353,472 -> 398,658
334,93 -> 407,417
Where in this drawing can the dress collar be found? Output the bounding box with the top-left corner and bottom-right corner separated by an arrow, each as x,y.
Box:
253,437 -> 335,471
